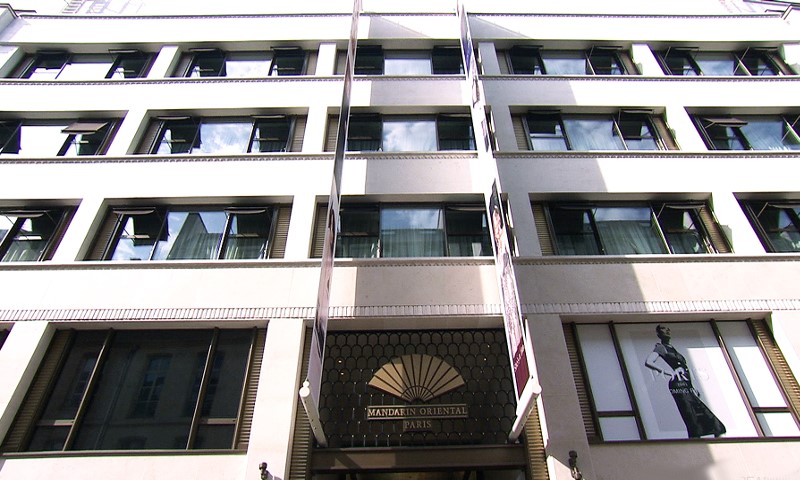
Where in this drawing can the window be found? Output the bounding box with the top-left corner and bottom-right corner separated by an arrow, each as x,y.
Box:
506,46 -> 634,75
518,112 -> 672,151
88,204 -> 291,261
347,46 -> 463,75
0,120 -> 117,157
564,320 -> 800,442
139,115 -> 305,154
533,202 -> 730,255
740,200 -> 800,253
12,51 -> 152,79
0,208 -> 73,261
175,48 -> 306,78
656,49 -> 791,76
0,328 -> 264,452
312,203 -> 491,258
332,114 -> 474,152
693,115 -> 800,151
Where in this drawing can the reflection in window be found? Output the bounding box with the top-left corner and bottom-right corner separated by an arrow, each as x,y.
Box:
22,328 -> 256,451
509,46 -> 629,75
545,203 -> 718,255
525,113 -> 664,151
566,321 -> 800,441
0,208 -> 72,262
694,116 -> 800,151
350,46 -> 463,75
331,204 -> 491,258
181,48 -> 305,78
657,50 -> 785,76
15,51 -> 152,80
151,116 -> 298,154
102,207 -> 276,261
345,114 -> 474,152
740,200 -> 800,253
0,120 -> 115,157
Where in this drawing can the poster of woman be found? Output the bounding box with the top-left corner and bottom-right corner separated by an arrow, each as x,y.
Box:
615,322 -> 758,440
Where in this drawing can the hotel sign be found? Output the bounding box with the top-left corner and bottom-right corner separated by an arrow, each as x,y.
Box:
366,404 -> 468,420
366,354 -> 469,431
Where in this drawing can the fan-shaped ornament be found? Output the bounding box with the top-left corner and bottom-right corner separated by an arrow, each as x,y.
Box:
368,354 -> 465,402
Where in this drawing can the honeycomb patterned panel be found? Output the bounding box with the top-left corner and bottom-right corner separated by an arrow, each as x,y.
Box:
319,329 -> 516,448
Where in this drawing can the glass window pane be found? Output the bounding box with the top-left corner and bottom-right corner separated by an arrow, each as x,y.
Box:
437,116 -> 474,150
576,324 -> 633,412
110,211 -> 163,261
1,212 -> 60,262
57,55 -> 114,80
224,210 -> 272,259
704,124 -> 747,150
588,52 -> 623,75
380,207 -> 445,257
381,117 -> 436,152
594,206 -> 668,255
107,54 -> 150,79
445,208 -> 491,256
694,52 -> 738,76
549,207 -> 600,255
195,424 -> 236,449
740,52 -> 777,76
12,124 -> 69,157
153,211 -> 226,260
739,117 -> 800,151
384,51 -> 431,75
716,322 -> 787,408
224,52 -> 272,78
755,205 -> 800,252
657,207 -> 709,254
563,117 -> 626,150
250,118 -> 290,152
540,51 -> 589,75
156,120 -> 198,154
757,413 -> 800,436
270,51 -> 305,76
431,48 -> 463,74
188,52 -> 225,77
73,330 -> 211,450
617,116 -> 658,150
598,416 -> 641,441
202,330 -> 250,418
26,54 -> 68,80
194,120 -> 251,154
527,115 -> 568,151
347,116 -> 382,151
337,207 -> 380,258
509,47 -> 543,74
27,427 -> 70,452
663,52 -> 698,75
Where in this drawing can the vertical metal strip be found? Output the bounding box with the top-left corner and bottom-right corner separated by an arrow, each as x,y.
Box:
187,328 -> 219,449
608,322 -> 647,440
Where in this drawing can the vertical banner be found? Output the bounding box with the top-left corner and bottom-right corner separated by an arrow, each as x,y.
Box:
300,0 -> 362,448
457,0 -> 540,441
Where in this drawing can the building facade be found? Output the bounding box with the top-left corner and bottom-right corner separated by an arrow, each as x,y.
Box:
1,0 -> 800,479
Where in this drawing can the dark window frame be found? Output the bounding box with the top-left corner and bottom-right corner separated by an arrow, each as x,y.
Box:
3,327 -> 262,452
149,116 -> 297,154
508,46 -> 631,75
0,119 -> 117,157
0,207 -> 74,262
14,50 -> 153,79
541,201 -> 721,255
565,320 -> 800,442
656,48 -> 788,76
740,200 -> 800,253
523,112 -> 668,151
693,115 -> 800,151
319,202 -> 492,259
98,205 -> 281,261
345,114 -> 475,152
181,47 -> 307,78
349,45 -> 463,75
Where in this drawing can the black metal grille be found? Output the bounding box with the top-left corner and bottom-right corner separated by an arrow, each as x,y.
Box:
319,329 -> 516,448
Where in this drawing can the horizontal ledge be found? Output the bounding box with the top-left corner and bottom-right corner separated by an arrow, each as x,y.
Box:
310,444 -> 526,472
3,299 -> 800,323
